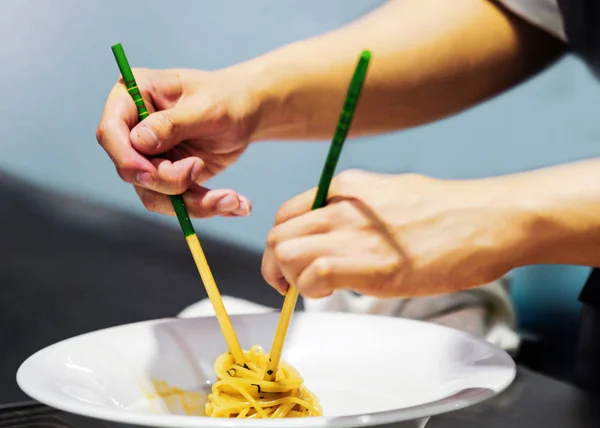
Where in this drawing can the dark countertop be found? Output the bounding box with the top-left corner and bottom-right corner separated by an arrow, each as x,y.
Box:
0,173 -> 283,404
430,366 -> 600,428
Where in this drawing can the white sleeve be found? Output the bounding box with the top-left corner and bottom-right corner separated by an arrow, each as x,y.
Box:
497,0 -> 566,41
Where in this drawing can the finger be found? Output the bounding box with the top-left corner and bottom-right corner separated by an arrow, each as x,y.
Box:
261,246 -> 289,295
272,170 -> 370,226
266,233 -> 350,290
130,102 -> 204,156
266,207 -> 335,252
273,187 -> 318,225
268,200 -> 366,255
296,257 -> 399,299
263,201 -> 364,295
97,83 -> 157,185
147,157 -> 205,195
185,187 -> 252,218
134,185 -> 251,218
263,206 -> 333,295
124,69 -> 194,156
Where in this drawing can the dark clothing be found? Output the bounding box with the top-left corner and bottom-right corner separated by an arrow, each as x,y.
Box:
558,0 -> 600,391
580,271 -> 600,392
580,268 -> 600,309
559,0 -> 600,76
575,304 -> 600,391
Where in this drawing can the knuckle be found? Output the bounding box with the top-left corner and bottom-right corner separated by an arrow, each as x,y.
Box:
115,168 -> 128,182
260,256 -> 272,281
130,68 -> 150,84
209,103 -> 232,129
388,252 -> 405,269
301,287 -> 332,299
168,174 -> 189,194
95,122 -> 107,144
336,169 -> 366,186
115,159 -> 136,182
371,259 -> 404,297
312,258 -> 333,280
273,242 -> 295,265
369,272 -> 391,297
137,189 -> 151,208
274,203 -> 293,226
154,111 -> 176,137
338,199 -> 356,214
265,229 -> 281,249
327,199 -> 356,222
299,259 -> 334,298
139,191 -> 160,212
368,272 -> 393,298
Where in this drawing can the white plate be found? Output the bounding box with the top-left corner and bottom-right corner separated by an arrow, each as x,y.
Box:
17,312 -> 515,428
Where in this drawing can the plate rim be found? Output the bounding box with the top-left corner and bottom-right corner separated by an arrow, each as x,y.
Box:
16,312 -> 516,428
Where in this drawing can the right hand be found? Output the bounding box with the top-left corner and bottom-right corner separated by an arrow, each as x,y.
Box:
96,68 -> 262,218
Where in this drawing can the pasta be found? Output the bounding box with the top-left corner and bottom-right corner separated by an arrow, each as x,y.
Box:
205,345 -> 322,418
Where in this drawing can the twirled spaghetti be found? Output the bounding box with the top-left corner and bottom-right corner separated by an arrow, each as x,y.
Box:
205,345 -> 322,418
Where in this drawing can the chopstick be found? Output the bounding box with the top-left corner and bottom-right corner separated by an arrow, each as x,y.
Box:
264,51 -> 372,381
111,43 -> 245,365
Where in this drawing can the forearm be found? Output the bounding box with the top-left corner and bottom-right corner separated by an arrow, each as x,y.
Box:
495,159 -> 600,268
230,0 -> 564,142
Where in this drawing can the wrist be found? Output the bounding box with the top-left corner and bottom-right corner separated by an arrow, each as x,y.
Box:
455,176 -> 541,272
482,176 -> 548,269
223,43 -> 310,143
484,161 -> 600,268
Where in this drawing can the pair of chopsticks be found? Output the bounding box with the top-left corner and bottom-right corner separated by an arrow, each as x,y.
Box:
111,43 -> 371,376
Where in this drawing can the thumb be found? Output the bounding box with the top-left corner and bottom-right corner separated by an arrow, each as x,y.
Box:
129,103 -> 199,156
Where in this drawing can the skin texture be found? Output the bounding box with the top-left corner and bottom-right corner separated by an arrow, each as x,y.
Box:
96,0 -> 564,218
248,0 -> 564,140
261,161 -> 600,298
96,68 -> 258,218
96,0 -> 576,298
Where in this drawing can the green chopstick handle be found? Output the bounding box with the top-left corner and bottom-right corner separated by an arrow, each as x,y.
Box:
311,50 -> 371,210
170,196 -> 195,237
111,43 -> 196,238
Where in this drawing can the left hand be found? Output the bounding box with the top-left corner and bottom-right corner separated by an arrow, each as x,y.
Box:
262,169 -> 529,298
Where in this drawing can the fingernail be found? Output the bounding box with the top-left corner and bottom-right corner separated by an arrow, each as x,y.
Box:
277,278 -> 290,295
136,172 -> 155,188
217,194 -> 239,213
191,160 -> 205,183
233,198 -> 250,216
132,126 -> 159,150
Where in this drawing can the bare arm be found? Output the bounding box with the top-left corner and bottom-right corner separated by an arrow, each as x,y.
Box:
95,0 -> 566,219
501,159 -> 600,268
234,0 -> 565,141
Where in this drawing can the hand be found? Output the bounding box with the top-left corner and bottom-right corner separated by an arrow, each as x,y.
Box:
96,67 -> 263,218
262,170 -> 529,298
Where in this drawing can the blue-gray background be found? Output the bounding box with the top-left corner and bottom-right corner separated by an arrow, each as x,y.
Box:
2,0 -> 599,249
1,1 -> 598,326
